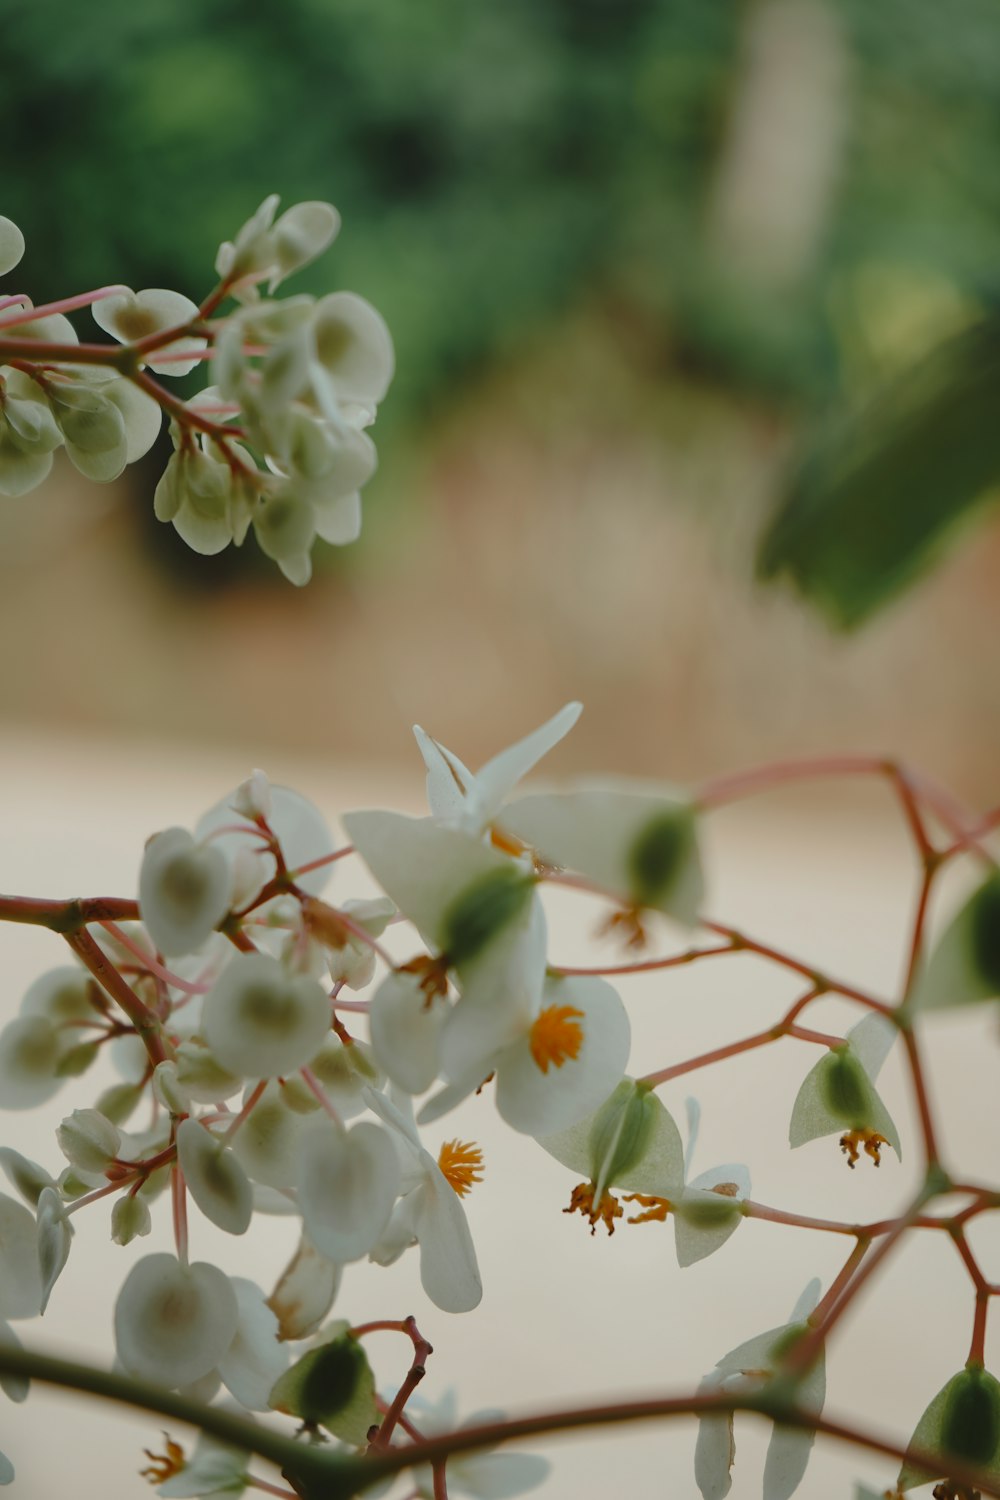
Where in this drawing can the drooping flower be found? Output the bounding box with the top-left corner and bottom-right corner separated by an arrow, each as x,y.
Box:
789,1013 -> 900,1167
911,872 -> 1000,1014
694,1281 -> 826,1500
541,1077 -> 685,1235
501,780 -> 704,938
896,1363 -> 1000,1494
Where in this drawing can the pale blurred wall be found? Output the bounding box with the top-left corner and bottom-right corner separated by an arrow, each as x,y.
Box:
1,337 -> 999,810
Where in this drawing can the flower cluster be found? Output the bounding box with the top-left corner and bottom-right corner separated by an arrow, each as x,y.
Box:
0,199 -> 391,582
0,706 -> 997,1498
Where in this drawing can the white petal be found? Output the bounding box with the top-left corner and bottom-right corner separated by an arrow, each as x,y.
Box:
298,1119 -> 400,1262
0,1193 -> 42,1319
230,1082 -> 306,1189
502,784 -> 703,922
203,954 -> 330,1079
115,1254 -> 239,1387
36,1185 -> 73,1313
312,291 -> 394,404
0,1016 -> 65,1109
176,1119 -> 253,1235
0,1322 -> 28,1403
449,1450 -> 550,1499
218,1277 -> 287,1410
370,970 -> 448,1095
763,1424 -> 816,1500
197,784 -> 335,898
470,702 -> 582,830
267,1233 -> 341,1341
342,811 -> 519,952
0,217 -> 25,276
413,725 -> 475,824
694,1375 -> 735,1500
495,975 -> 631,1137
847,1012 -> 896,1081
407,1167 -> 483,1313
139,828 -> 231,957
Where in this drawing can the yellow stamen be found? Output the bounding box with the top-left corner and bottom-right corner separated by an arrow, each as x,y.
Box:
529,1003 -> 585,1073
564,1181 -> 623,1235
622,1192 -> 673,1225
839,1129 -> 889,1169
437,1139 -> 484,1197
140,1435 -> 185,1485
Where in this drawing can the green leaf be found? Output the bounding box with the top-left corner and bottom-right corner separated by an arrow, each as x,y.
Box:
758,318 -> 1000,628
268,1327 -> 378,1447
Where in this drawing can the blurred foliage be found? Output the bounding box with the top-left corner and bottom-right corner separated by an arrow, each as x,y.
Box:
758,317 -> 1000,627
5,0 -> 1000,607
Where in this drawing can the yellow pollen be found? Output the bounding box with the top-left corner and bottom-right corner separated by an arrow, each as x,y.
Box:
564,1181 -> 623,1236
529,1004 -> 585,1073
622,1192 -> 673,1225
140,1435 -> 186,1485
839,1129 -> 889,1169
437,1139 -> 484,1197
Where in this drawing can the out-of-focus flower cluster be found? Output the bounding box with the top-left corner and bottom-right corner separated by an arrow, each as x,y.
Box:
0,703 -> 997,1498
0,200 -> 392,582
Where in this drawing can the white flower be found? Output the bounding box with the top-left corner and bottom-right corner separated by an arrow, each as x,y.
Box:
414,701 -> 581,837
297,1117 -> 400,1263
366,1090 -> 482,1314
421,973 -> 631,1139
115,1253 -> 239,1388
694,1281 -> 825,1500
139,828 -> 231,957
202,953 -> 331,1080
91,287 -> 206,376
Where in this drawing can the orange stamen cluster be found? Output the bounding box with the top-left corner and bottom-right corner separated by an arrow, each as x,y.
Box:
564,1181 -> 623,1236
437,1139 -> 485,1198
623,1192 -> 673,1225
140,1435 -> 185,1485
529,1003 -> 585,1073
839,1129 -> 889,1168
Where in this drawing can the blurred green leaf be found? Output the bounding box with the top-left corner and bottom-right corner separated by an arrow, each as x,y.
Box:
758,317 -> 1000,628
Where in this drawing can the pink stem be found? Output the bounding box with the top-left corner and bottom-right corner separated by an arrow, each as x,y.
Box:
98,920 -> 211,995
0,283 -> 128,329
